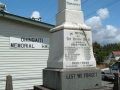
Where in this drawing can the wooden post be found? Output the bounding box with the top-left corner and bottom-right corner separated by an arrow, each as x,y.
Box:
6,75 -> 13,90
113,73 -> 120,90
119,73 -> 120,90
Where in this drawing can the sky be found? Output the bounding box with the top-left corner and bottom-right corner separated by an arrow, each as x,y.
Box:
0,0 -> 120,45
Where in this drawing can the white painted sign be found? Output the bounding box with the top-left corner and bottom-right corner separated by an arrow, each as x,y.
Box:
10,37 -> 49,49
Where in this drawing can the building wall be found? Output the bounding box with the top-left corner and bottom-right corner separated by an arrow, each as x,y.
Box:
108,53 -> 115,60
115,56 -> 120,60
0,18 -> 50,90
108,53 -> 120,61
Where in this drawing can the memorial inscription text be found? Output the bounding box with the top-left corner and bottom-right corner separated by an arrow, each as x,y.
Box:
67,0 -> 80,6
64,30 -> 94,68
66,72 -> 98,79
65,31 -> 91,61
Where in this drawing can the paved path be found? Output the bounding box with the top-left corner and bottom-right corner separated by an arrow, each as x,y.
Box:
85,80 -> 114,90
102,80 -> 114,88
31,80 -> 114,90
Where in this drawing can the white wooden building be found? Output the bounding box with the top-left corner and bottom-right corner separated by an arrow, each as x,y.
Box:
106,51 -> 120,63
109,51 -> 120,60
0,11 -> 54,90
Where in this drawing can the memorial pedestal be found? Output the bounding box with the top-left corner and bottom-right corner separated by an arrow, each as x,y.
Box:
41,68 -> 102,90
34,86 -> 112,90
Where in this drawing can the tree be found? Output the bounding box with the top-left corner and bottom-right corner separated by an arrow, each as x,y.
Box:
103,43 -> 120,56
93,42 -> 120,64
93,42 -> 106,64
118,42 -> 120,49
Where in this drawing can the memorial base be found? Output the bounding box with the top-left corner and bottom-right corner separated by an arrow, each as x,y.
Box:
34,85 -> 112,90
38,68 -> 102,90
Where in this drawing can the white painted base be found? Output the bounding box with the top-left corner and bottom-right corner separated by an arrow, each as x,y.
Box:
47,30 -> 96,69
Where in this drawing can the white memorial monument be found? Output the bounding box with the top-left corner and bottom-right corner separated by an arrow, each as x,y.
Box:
47,0 -> 96,69
34,0 -> 102,90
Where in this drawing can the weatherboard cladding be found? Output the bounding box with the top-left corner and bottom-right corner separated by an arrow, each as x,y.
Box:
0,17 -> 51,90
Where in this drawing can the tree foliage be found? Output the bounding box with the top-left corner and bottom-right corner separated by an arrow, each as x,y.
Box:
118,42 -> 120,49
103,43 -> 120,56
93,42 -> 106,64
93,42 -> 120,64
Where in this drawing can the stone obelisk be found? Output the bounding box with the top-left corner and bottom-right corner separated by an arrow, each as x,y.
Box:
48,0 -> 96,69
35,0 -> 102,90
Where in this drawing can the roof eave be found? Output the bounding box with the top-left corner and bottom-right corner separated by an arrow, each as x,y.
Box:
0,11 -> 55,29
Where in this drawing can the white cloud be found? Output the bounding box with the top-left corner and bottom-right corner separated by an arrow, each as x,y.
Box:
31,11 -> 40,18
85,8 -> 120,45
85,16 -> 102,33
97,8 -> 109,20
116,35 -> 120,42
104,25 -> 117,39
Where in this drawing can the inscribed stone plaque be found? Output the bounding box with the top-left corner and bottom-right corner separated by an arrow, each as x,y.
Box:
64,30 -> 96,68
58,0 -> 81,12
